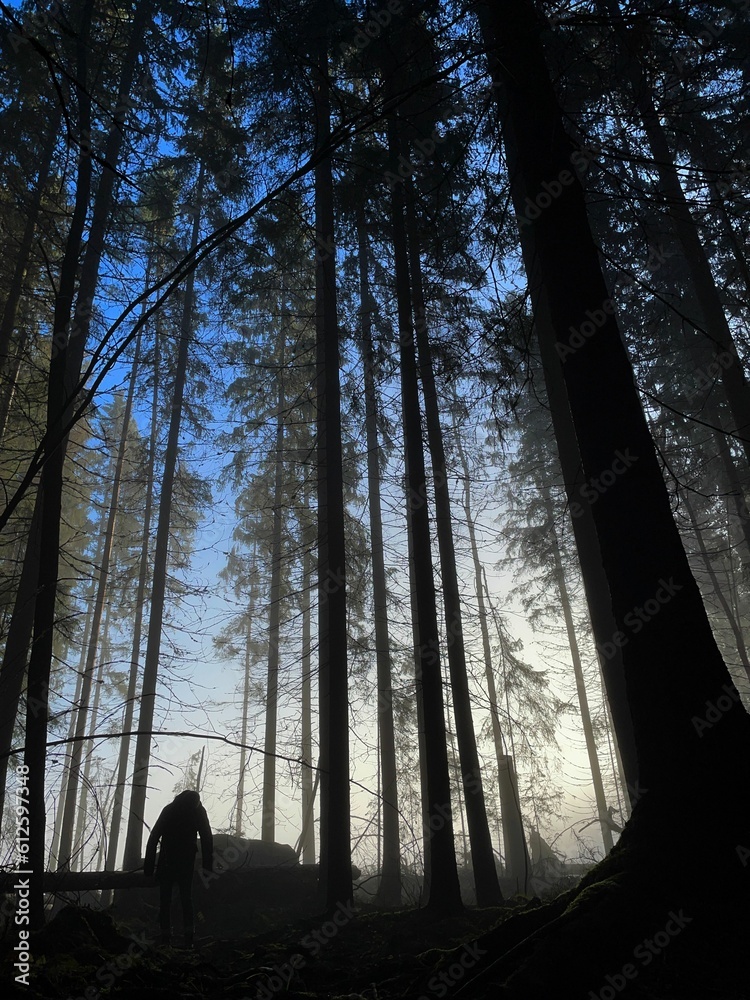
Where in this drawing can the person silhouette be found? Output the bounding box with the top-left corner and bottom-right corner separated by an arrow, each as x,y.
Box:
143,789 -> 213,947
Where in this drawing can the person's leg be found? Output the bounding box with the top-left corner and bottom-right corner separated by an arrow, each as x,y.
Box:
178,871 -> 194,947
159,878 -> 173,945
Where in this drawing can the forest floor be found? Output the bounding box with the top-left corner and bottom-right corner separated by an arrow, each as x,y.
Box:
2,882 -> 749,1000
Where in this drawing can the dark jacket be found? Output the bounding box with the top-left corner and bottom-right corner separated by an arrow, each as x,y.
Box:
144,794 -> 213,879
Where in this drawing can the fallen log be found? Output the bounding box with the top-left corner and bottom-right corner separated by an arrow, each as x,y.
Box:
0,870 -> 153,892
0,862 -> 360,895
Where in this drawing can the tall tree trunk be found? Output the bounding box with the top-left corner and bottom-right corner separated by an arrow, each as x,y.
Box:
683,492 -> 750,682
300,490 -> 315,864
65,0 -> 152,393
102,315 -> 160,897
72,606 -> 110,870
680,104 -> 750,306
236,553 -> 256,838
49,595 -> 96,868
600,672 -> 629,822
544,491 -> 614,854
0,333 -> 28,447
23,0 -> 96,925
0,112 -> 60,441
356,206 -> 401,907
452,416 -> 530,889
478,0 -> 749,829
680,323 -> 750,570
57,326 -> 144,870
94,760 -> 119,873
599,0 -> 750,468
721,505 -> 747,635
405,472 -> 433,899
405,194 -> 502,906
123,166 -> 205,869
451,6 -> 750,989
195,745 -> 205,793
482,32 -> 640,803
0,2 -> 149,845
606,115 -> 750,571
535,326 -> 640,802
388,119 -> 461,914
712,421 -> 750,573
261,327 -> 285,844
313,38 -> 351,911
444,689 -> 468,866
0,505 -> 41,821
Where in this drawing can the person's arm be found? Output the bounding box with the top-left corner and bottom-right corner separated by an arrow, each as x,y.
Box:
143,812 -> 164,876
197,806 -> 213,871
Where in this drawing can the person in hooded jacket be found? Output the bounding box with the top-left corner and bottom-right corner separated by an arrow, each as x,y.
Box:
144,789 -> 213,947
